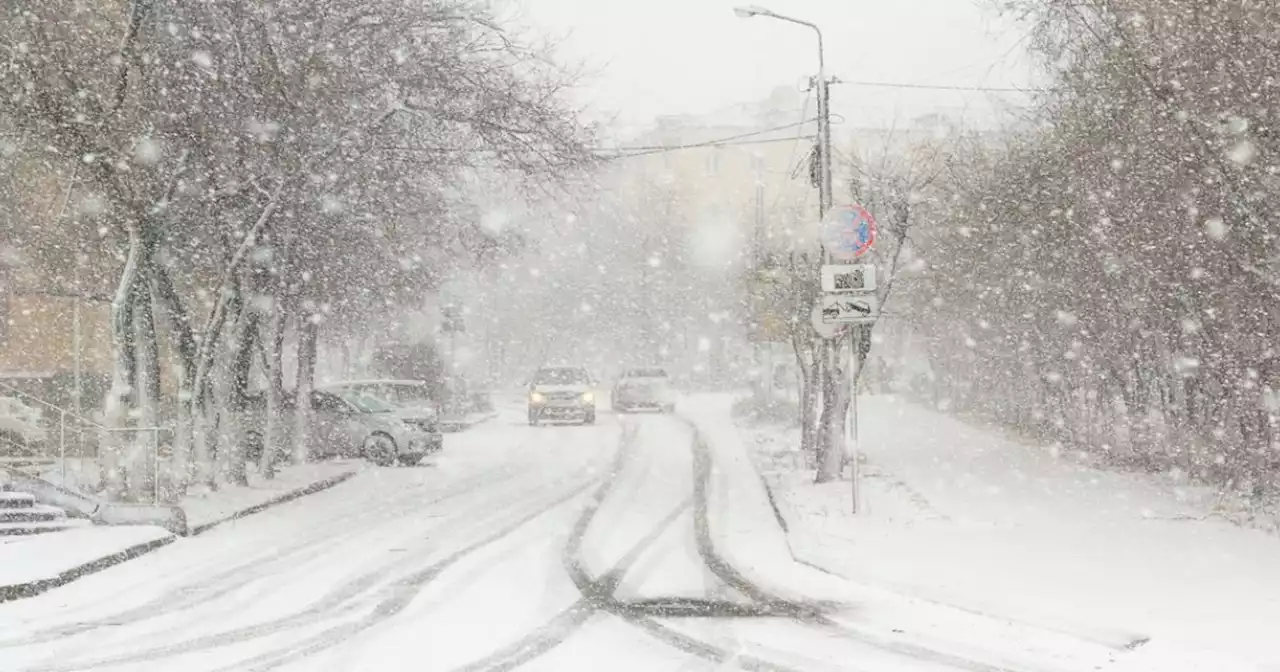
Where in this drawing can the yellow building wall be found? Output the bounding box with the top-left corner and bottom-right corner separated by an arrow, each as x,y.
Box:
0,292 -> 182,398
0,294 -> 112,375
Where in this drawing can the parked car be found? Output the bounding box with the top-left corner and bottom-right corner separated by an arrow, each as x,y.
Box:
322,380 -> 438,417
243,388 -> 440,466
611,367 -> 676,413
319,380 -> 444,442
527,366 -> 596,426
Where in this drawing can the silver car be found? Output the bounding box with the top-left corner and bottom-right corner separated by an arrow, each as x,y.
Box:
527,366 -> 596,426
241,389 -> 438,466
611,367 -> 676,413
320,380 -> 442,429
311,389 -> 441,465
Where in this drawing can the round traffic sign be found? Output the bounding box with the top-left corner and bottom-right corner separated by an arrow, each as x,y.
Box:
821,204 -> 878,261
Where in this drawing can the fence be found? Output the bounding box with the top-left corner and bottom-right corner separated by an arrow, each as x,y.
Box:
0,380 -> 171,504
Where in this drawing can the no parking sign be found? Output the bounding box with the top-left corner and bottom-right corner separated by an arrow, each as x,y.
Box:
820,204 -> 877,261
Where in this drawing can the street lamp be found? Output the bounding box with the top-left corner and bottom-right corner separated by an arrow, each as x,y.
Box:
735,6 -> 857,508
731,5 -> 832,225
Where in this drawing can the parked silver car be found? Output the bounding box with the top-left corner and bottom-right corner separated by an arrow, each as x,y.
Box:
320,380 -> 445,440
244,389 -> 439,466
312,389 -> 440,465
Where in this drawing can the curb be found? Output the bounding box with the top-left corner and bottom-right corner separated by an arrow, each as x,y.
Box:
0,471 -> 359,604
0,534 -> 176,604
187,470 -> 358,536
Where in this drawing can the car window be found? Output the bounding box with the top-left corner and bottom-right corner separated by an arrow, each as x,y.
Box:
533,368 -> 588,384
310,391 -> 351,413
384,384 -> 433,405
341,392 -> 394,413
335,383 -> 433,407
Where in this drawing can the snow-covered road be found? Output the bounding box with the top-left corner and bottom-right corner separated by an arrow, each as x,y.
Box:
0,406 -> 1142,672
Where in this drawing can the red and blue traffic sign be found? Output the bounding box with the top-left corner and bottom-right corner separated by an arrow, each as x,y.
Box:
821,203 -> 878,261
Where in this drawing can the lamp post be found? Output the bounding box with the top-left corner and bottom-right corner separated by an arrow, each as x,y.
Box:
736,6 -> 859,509
732,5 -> 832,218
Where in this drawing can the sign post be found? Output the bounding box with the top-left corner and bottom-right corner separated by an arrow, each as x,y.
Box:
819,203 -> 879,514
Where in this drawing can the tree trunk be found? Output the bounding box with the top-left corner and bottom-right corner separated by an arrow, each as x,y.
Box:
221,282 -> 256,488
260,289 -> 287,479
793,331 -> 820,461
102,230 -> 143,500
293,315 -> 319,465
154,262 -> 197,499
129,278 -> 161,502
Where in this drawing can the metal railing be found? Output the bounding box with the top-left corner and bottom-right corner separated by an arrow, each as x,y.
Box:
0,380 -> 172,504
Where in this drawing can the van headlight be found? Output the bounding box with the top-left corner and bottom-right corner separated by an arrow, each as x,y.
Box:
581,392 -> 594,404
530,391 -> 546,404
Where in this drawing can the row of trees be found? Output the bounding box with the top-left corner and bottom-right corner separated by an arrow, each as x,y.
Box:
0,0 -> 590,501
892,0 -> 1280,494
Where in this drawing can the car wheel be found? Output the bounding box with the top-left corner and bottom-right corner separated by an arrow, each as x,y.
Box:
363,433 -> 397,467
528,410 -> 540,426
583,412 -> 596,425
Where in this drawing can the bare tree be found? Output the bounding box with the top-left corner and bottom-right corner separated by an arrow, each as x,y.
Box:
1,0 -> 591,500
894,0 -> 1280,497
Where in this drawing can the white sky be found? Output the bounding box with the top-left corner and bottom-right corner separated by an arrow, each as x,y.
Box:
511,0 -> 1042,135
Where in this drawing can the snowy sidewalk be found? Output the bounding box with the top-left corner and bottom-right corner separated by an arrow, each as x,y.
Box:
0,460 -> 361,602
180,459 -> 360,533
736,394 -> 1280,670
0,526 -> 174,601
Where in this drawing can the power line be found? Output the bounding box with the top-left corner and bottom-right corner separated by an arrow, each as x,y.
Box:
833,79 -> 1043,93
374,120 -> 824,161
603,118 -> 817,153
768,89 -> 814,215
601,134 -> 817,159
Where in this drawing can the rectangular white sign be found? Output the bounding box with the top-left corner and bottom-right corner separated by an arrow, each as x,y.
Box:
821,264 -> 877,293
820,293 -> 880,324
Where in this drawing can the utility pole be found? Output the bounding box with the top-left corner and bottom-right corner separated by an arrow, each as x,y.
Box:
815,45 -> 861,512
737,6 -> 859,510
815,42 -> 833,219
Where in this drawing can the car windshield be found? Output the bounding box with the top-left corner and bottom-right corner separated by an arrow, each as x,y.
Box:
533,368 -> 588,385
357,384 -> 434,407
341,392 -> 394,413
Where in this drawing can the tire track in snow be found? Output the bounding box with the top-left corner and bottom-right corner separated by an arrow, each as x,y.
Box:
445,417 -> 803,672
14,462 -> 602,672
209,475 -> 607,672
0,464 -> 526,650
447,419 -> 701,672
474,417 -> 800,672
176,424 -> 622,672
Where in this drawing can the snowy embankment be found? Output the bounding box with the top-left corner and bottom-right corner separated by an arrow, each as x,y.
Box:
735,394 -> 1280,672
681,394 -> 1278,672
